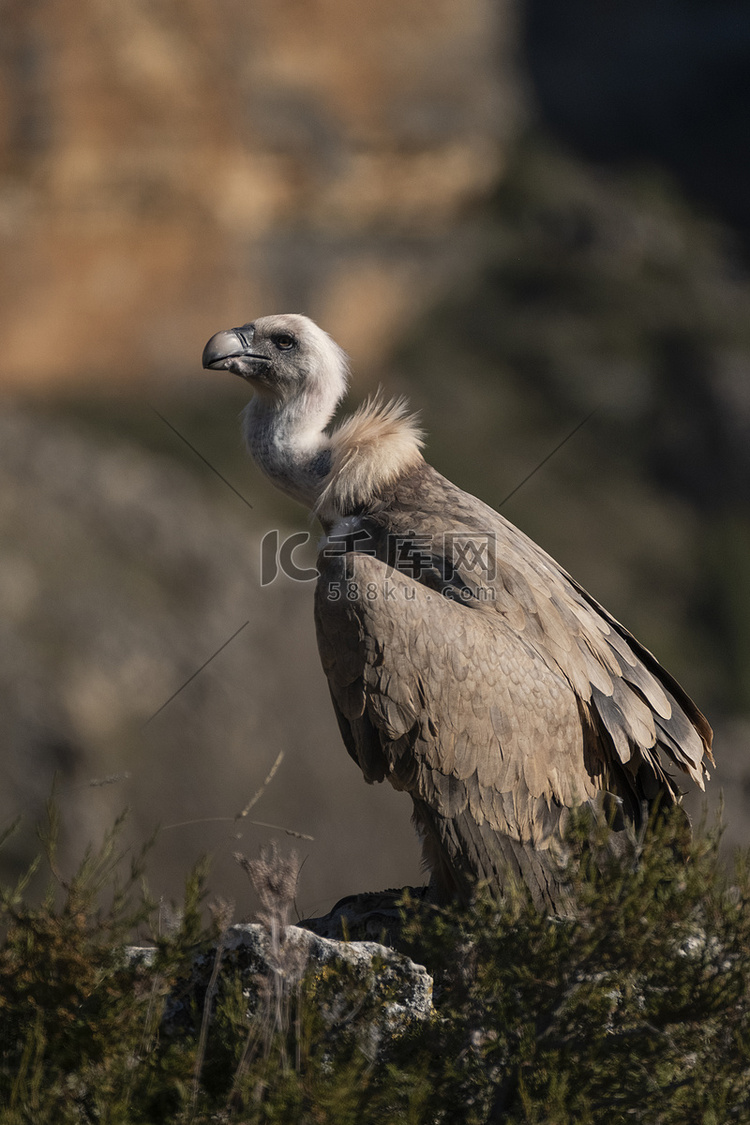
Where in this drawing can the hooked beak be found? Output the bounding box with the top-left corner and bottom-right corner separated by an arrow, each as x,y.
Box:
202,327 -> 269,379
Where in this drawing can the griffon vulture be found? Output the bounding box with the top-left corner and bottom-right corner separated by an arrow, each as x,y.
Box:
203,314 -> 713,910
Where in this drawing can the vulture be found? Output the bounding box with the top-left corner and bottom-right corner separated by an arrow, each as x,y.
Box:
203,314 -> 713,910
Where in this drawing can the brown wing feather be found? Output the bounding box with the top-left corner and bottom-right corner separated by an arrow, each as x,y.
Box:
315,462 -> 713,909
361,463 -> 713,788
316,553 -> 602,908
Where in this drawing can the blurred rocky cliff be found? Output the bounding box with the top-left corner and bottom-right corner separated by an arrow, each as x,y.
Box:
0,403 -> 424,913
0,0 -> 516,389
1,0 -> 750,910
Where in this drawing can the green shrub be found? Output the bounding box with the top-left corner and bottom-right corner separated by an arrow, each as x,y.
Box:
0,805 -> 747,1124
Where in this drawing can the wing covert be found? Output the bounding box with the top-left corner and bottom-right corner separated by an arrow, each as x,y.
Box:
315,550 -> 602,905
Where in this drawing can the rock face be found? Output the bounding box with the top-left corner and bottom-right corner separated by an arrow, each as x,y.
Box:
0,0 -> 518,389
130,923 -> 433,1054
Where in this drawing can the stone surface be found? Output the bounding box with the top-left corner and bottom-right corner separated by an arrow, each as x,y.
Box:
129,922 -> 433,1052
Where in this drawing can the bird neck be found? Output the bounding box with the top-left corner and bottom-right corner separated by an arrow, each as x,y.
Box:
242,388 -> 337,509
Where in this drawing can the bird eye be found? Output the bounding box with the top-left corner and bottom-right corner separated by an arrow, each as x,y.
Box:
273,334 -> 296,350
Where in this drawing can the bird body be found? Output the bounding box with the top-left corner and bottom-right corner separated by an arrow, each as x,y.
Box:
203,314 -> 713,909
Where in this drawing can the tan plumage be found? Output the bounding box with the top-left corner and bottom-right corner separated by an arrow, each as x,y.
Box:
203,313 -> 714,910
315,393 -> 424,518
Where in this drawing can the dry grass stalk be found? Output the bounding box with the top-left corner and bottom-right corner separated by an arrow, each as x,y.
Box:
231,843 -> 306,1102
190,898 -> 235,1119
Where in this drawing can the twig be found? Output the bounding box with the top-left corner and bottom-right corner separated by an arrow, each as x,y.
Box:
499,408 -> 598,508
236,752 -> 285,820
151,407 -> 254,511
142,620 -> 250,727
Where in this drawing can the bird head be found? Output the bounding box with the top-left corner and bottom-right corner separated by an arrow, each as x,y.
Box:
202,313 -> 349,408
